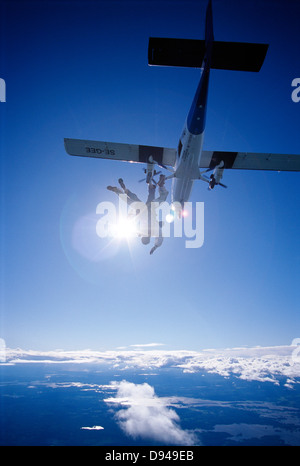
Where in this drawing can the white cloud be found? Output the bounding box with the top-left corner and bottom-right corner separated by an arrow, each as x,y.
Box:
2,345 -> 300,386
104,380 -> 197,445
129,343 -> 165,348
81,426 -> 104,431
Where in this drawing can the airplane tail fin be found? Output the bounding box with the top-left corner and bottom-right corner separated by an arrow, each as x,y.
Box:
148,1 -> 268,73
202,0 -> 214,67
205,0 -> 214,48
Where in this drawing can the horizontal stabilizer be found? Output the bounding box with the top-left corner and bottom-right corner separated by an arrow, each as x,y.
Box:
64,138 -> 177,167
199,150 -> 300,171
148,37 -> 269,72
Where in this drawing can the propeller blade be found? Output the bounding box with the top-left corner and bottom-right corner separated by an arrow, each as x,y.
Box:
199,167 -> 213,175
199,175 -> 210,183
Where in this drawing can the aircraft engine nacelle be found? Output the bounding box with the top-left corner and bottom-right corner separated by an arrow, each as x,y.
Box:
214,166 -> 224,184
209,161 -> 225,189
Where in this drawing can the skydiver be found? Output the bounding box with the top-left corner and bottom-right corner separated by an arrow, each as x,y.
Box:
106,175 -> 168,254
149,221 -> 164,255
154,174 -> 169,203
107,178 -> 142,204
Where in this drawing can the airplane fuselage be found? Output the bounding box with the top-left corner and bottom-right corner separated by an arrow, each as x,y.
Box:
172,126 -> 204,205
172,64 -> 210,206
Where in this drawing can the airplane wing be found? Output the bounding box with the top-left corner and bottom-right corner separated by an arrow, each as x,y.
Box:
64,138 -> 177,167
199,150 -> 300,171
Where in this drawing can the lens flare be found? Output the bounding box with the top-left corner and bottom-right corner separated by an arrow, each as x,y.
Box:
109,215 -> 138,239
181,209 -> 189,218
166,213 -> 175,223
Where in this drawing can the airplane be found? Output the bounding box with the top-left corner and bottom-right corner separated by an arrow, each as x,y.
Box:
64,0 -> 300,216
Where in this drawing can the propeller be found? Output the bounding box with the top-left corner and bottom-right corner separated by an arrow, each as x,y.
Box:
199,174 -> 227,189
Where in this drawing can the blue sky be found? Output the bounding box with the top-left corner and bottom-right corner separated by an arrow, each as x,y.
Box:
0,0 -> 299,352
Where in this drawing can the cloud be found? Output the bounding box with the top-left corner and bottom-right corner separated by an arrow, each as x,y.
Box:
129,343 -> 165,348
2,345 -> 300,386
105,380 -> 197,445
81,425 -> 104,431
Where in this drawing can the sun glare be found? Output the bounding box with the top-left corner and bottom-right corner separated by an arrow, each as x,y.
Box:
109,216 -> 138,239
166,213 -> 175,223
182,209 -> 188,218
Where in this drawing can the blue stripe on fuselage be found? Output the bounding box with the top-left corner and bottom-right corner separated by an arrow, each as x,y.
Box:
187,0 -> 213,136
186,64 -> 210,135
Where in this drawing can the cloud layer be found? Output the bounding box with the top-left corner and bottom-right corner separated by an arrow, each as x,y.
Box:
2,344 -> 300,386
104,380 -> 197,445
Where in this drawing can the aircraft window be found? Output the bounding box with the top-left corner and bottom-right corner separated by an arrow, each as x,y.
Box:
178,140 -> 183,157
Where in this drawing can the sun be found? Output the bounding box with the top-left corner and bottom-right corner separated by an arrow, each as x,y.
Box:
109,215 -> 138,240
